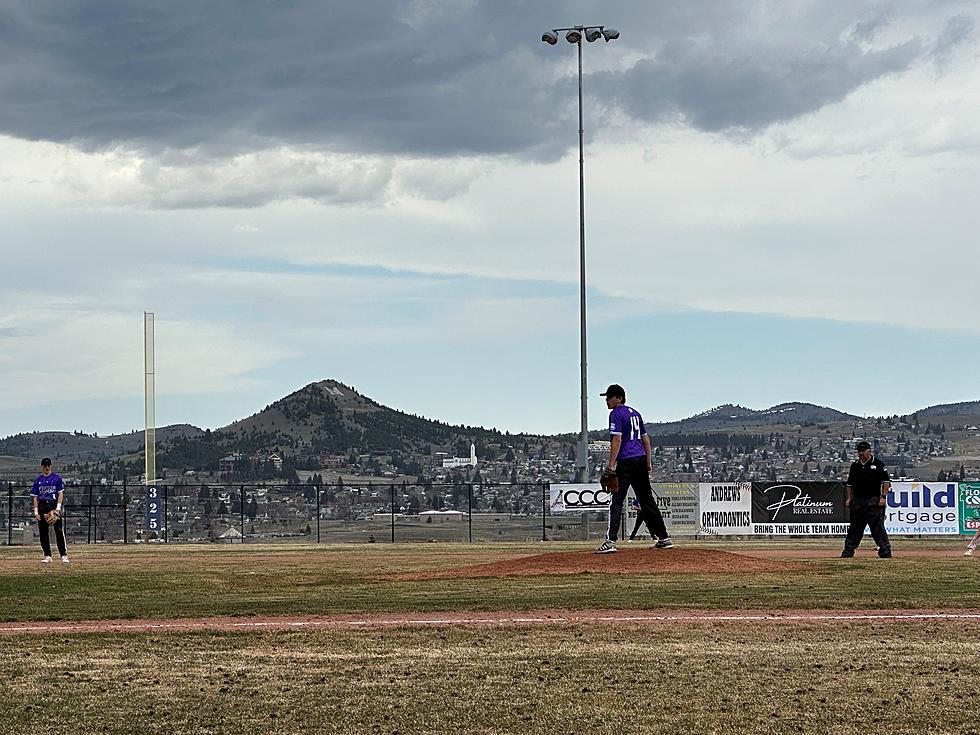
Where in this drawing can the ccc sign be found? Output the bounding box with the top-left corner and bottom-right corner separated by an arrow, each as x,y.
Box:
562,488 -> 612,508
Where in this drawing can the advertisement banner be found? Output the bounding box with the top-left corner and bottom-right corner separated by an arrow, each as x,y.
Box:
698,483 -> 752,536
884,482 -> 958,535
626,483 -> 698,535
959,483 -> 980,534
751,482 -> 848,535
549,484 -> 611,514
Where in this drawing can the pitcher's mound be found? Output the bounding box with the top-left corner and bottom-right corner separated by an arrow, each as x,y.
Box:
397,548 -> 803,581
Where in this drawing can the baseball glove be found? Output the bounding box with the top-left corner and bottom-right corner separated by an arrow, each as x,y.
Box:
600,468 -> 619,495
44,508 -> 61,525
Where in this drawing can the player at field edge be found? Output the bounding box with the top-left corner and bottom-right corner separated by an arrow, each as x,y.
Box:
964,529 -> 979,556
595,383 -> 672,554
31,457 -> 69,564
840,440 -> 891,558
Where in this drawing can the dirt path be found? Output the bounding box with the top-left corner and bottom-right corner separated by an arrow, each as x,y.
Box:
3,608 -> 980,635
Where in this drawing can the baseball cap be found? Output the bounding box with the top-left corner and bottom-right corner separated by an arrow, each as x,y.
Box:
855,441 -> 871,451
41,457 -> 52,466
600,384 -> 626,399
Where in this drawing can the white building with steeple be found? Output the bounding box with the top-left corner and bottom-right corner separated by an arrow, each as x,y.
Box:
443,443 -> 478,468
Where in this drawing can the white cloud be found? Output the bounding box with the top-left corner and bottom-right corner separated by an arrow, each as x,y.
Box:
0,308 -> 293,411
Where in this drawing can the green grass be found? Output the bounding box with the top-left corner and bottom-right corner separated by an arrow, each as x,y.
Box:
1,541 -> 979,622
2,623 -> 978,735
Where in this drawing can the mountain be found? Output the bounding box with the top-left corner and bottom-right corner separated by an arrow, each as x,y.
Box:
4,378 -> 979,468
0,424 -> 203,464
157,380 -> 516,469
915,400 -> 980,418
646,402 -> 858,434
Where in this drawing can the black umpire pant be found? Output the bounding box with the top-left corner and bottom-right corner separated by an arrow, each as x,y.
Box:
607,457 -> 669,542
843,496 -> 891,555
37,499 -> 68,558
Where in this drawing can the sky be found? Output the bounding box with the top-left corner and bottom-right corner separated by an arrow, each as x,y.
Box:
1,0 -> 979,438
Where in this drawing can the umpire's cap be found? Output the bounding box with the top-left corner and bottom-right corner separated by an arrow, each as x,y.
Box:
600,384 -> 626,400
855,441 -> 871,451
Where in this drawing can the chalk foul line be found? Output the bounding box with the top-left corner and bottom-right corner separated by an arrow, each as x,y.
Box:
3,610 -> 980,635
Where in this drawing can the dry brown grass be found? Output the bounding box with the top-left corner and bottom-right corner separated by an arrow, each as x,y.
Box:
2,622 -> 978,735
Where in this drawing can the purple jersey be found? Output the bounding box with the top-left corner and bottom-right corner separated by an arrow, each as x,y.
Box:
609,405 -> 647,461
31,473 -> 64,502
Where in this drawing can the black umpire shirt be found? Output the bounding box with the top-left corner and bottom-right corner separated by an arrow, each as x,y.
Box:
847,455 -> 890,499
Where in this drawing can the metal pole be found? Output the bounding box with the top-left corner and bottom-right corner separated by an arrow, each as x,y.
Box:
240,485 -> 245,542
87,485 -> 93,544
390,484 -> 395,544
315,486 -> 320,544
468,484 -> 473,543
123,477 -> 128,544
575,36 -> 589,483
542,483 -> 548,541
6,484 -> 12,546
164,485 -> 169,543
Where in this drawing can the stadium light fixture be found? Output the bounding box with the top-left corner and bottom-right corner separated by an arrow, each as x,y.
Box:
539,25 -> 620,483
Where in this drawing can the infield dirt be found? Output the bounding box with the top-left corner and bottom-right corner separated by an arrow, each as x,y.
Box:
391,547 -> 806,579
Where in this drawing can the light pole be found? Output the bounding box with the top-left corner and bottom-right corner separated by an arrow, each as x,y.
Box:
541,25 -> 619,483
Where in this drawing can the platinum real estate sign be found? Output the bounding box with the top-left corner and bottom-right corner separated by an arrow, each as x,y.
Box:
751,482 -> 849,535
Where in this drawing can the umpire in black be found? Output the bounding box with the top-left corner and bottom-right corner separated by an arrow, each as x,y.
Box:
841,440 -> 892,558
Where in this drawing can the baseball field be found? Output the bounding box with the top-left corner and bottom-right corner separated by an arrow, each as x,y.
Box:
1,540 -> 978,735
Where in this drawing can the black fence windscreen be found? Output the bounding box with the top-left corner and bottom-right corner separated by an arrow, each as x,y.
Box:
1,481 -> 571,545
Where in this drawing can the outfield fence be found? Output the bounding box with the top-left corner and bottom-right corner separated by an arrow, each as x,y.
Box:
1,481 -> 613,546
5,479 -> 972,546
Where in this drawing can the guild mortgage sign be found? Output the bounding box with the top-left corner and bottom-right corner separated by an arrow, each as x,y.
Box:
885,482 -> 958,535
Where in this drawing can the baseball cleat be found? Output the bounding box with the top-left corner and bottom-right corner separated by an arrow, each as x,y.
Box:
41,556 -> 52,564
595,540 -> 617,554
61,556 -> 70,564
655,538 -> 674,549
965,549 -> 974,557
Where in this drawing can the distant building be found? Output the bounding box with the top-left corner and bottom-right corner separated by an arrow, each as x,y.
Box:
443,443 -> 478,468
218,453 -> 244,472
419,510 -> 465,523
216,527 -> 244,544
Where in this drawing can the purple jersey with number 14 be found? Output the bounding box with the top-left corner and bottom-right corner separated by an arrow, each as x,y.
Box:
609,405 -> 647,460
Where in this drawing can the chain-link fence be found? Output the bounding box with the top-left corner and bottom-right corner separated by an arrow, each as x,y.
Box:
0,480 -> 611,545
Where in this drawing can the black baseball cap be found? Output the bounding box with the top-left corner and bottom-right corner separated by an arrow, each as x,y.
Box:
855,441 -> 871,451
40,457 -> 52,466
600,384 -> 626,400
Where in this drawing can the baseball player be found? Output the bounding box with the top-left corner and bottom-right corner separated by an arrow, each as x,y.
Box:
31,458 -> 69,564
595,384 -> 672,554
964,530 -> 980,556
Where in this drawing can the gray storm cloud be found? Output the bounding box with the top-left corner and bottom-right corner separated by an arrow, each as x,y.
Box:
0,0 -> 973,207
